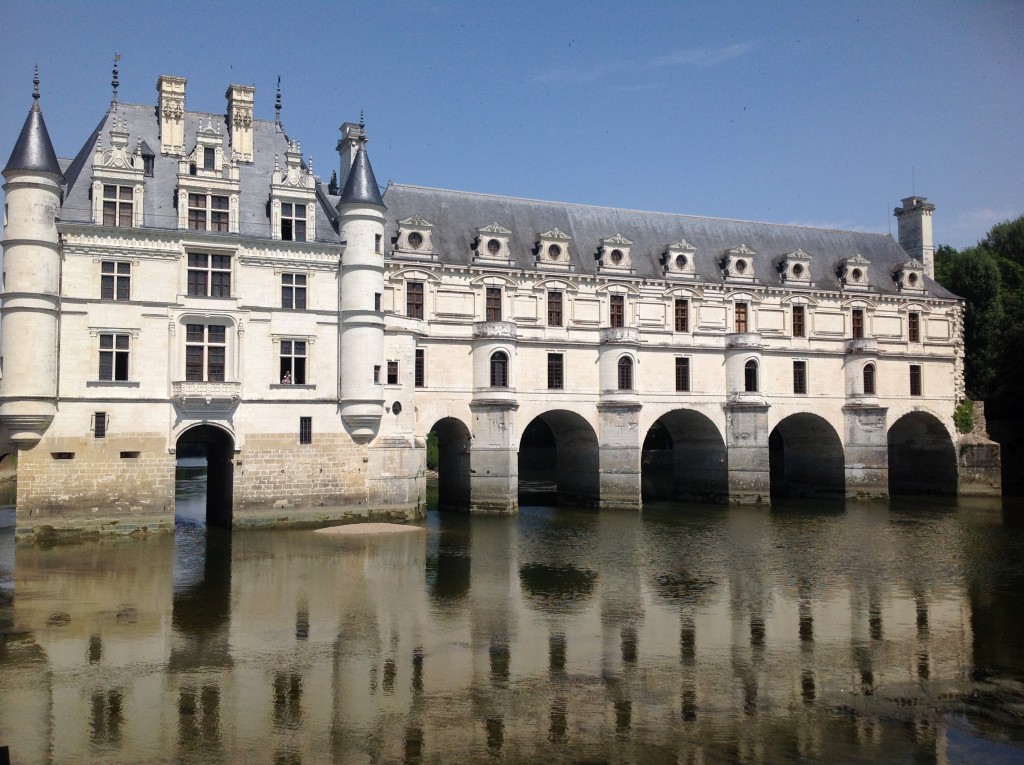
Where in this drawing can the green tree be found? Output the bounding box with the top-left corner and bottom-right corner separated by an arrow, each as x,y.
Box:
944,246 -> 1004,397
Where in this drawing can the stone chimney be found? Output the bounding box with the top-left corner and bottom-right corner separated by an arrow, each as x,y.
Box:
226,84 -> 255,163
894,196 -> 936,279
336,121 -> 365,191
157,75 -> 187,156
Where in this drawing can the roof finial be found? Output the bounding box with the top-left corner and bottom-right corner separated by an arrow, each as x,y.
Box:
275,76 -> 282,125
111,52 -> 119,105
33,65 -> 40,101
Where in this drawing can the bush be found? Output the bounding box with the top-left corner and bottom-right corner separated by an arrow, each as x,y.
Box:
954,399 -> 975,434
426,430 -> 439,470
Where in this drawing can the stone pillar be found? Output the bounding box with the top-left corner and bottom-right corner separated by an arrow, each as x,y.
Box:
958,401 -> 1002,497
724,400 -> 771,504
468,400 -> 518,514
843,404 -> 889,499
597,402 -> 642,510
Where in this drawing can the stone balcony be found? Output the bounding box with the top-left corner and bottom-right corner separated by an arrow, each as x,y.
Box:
473,321 -> 517,340
845,337 -> 878,354
470,387 -> 519,410
171,380 -> 242,413
727,332 -> 763,349
600,327 -> 640,346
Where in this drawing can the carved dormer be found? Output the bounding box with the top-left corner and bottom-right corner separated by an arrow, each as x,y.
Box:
183,119 -> 229,178
779,248 -> 812,285
473,222 -> 513,265
536,228 -> 573,271
91,115 -> 145,227
662,238 -> 698,279
176,119 -> 240,233
394,214 -> 437,260
598,234 -> 633,272
894,258 -> 926,294
721,243 -> 757,283
269,139 -> 316,241
839,253 -> 871,291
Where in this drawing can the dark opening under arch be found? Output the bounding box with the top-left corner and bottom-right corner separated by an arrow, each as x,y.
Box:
175,425 -> 235,528
769,413 -> 846,499
888,412 -> 957,496
519,411 -> 600,508
428,417 -> 472,512
642,410 -> 728,504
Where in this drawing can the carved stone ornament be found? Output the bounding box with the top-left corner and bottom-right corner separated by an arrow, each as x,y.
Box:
722,243 -> 758,282
536,227 -> 573,268
396,214 -> 436,258
779,248 -> 812,284
473,222 -> 512,262
894,258 -> 926,293
598,234 -> 633,271
839,253 -> 871,291
663,238 -> 698,278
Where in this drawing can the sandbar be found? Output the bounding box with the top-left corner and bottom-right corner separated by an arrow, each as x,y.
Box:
315,522 -> 424,535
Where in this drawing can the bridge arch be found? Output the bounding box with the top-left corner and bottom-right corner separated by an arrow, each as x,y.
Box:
642,409 -> 728,504
769,413 -> 845,499
428,417 -> 472,512
888,411 -> 957,496
518,410 -> 600,508
175,423 -> 235,528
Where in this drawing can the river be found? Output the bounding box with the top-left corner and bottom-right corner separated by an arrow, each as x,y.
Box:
1,473 -> 1023,763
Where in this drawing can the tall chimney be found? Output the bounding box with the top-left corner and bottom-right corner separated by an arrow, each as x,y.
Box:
157,75 -> 187,156
894,196 -> 936,279
336,121 -> 364,191
226,83 -> 255,163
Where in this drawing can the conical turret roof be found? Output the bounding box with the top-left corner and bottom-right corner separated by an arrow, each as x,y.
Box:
338,145 -> 385,208
4,97 -> 62,179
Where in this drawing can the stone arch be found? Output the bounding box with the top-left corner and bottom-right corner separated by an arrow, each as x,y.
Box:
888,411 -> 957,496
428,417 -> 472,513
642,410 -> 728,503
175,423 -> 235,528
518,410 -> 600,508
769,413 -> 845,499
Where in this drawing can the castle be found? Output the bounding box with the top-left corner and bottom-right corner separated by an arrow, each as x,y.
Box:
0,70 -> 998,536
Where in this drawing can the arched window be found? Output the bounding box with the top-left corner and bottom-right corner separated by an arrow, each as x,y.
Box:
744,359 -> 758,392
863,363 -> 876,395
490,351 -> 508,388
617,356 -> 633,391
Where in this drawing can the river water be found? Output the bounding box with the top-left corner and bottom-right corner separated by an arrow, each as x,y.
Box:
1,473 -> 1024,764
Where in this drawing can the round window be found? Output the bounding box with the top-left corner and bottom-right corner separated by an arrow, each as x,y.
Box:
675,254 -> 687,269
610,249 -> 623,264
792,263 -> 804,277
735,259 -> 747,274
392,401 -> 402,416
548,244 -> 562,259
407,231 -> 423,249
487,238 -> 501,255
851,268 -> 863,281
908,272 -> 918,285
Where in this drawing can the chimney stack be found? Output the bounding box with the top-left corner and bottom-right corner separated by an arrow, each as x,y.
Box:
156,75 -> 187,156
894,196 -> 936,279
226,84 -> 255,163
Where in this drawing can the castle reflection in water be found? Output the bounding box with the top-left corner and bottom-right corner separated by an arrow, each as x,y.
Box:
1,498 -> 1023,764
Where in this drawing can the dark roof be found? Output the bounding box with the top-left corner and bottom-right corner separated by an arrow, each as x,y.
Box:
383,184 -> 957,299
4,100 -> 62,178
338,146 -> 385,208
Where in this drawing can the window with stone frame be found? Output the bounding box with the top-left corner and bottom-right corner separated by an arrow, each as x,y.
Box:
280,203 -> 307,242
617,356 -> 633,391
735,303 -> 749,333
863,363 -> 876,395
548,291 -> 563,327
387,360 -> 399,385
490,351 -> 509,387
793,360 -> 807,394
93,412 -> 108,439
98,334 -> 130,381
407,281 -> 424,319
792,305 -> 805,338
610,294 -> 625,328
909,312 -> 920,342
299,417 -> 312,445
102,185 -> 134,227
187,193 -> 229,232
185,324 -> 227,382
282,273 -> 307,310
187,253 -> 231,297
101,261 -> 131,301
852,308 -> 865,339
909,364 -> 922,396
415,348 -> 425,387
547,353 -> 564,390
486,287 -> 502,322
675,357 -> 690,392
675,298 -> 689,332
744,359 -> 758,392
279,340 -> 307,385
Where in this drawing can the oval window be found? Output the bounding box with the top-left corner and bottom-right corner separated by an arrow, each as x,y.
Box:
675,254 -> 687,269
407,231 -> 423,249
610,249 -> 623,264
548,244 -> 562,259
792,263 -> 804,277
392,401 -> 402,416
487,238 -> 501,255
851,268 -> 863,281
735,259 -> 747,274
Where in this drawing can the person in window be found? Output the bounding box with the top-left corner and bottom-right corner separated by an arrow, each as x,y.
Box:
281,371 -> 292,384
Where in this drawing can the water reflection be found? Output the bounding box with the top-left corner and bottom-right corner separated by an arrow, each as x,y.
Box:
1,498 -> 1024,762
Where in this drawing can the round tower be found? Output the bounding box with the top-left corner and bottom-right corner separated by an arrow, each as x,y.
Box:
336,124 -> 386,442
0,71 -> 64,446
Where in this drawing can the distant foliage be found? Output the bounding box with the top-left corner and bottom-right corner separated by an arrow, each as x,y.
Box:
954,400 -> 975,434
426,430 -> 439,470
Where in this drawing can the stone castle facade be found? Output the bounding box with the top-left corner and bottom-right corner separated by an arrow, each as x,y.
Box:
0,71 -> 996,536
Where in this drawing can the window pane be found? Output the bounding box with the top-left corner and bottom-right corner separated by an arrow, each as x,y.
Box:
114,351 -> 129,381
186,324 -> 204,342
99,351 -> 113,380
208,325 -> 226,344
212,196 -> 229,210
294,357 -> 306,385
101,275 -> 114,300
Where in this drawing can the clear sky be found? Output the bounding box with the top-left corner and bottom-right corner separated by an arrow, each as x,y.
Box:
1,0 -> 1020,249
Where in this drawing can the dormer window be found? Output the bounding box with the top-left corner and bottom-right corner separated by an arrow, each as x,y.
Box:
473,223 -> 512,264
102,185 -> 134,228
269,140 -> 316,242
536,228 -> 573,270
203,147 -> 216,171
663,239 -> 697,278
91,116 -> 145,228
895,259 -> 926,293
598,234 -> 633,272
281,203 -> 306,242
176,120 -> 240,233
722,244 -> 758,283
779,249 -> 812,285
395,215 -> 436,260
839,254 -> 871,291
188,193 -> 229,232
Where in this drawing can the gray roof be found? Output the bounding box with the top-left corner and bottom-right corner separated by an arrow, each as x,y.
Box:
4,99 -> 63,178
383,184 -> 957,299
338,146 -> 385,208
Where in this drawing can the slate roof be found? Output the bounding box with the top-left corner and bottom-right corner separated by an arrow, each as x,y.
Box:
383,184 -> 957,299
4,99 -> 63,178
338,146 -> 385,208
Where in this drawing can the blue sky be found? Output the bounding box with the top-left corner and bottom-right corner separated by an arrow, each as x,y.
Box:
2,0 -> 1021,249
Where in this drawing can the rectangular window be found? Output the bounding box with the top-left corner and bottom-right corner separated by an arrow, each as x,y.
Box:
93,412 -> 107,439
101,261 -> 131,301
373,365 -> 381,384
387,360 -> 399,385
547,353 -> 564,390
735,303 -> 748,333
908,312 -> 920,342
548,291 -> 563,327
674,299 -> 689,333
281,273 -> 307,310
486,287 -> 502,322
187,194 -> 229,232
279,340 -> 307,384
792,305 -> 805,338
187,253 -> 231,297
102,184 -> 133,228
185,324 -> 226,382
98,333 -> 130,381
793,360 -> 807,394
415,348 -> 425,388
203,147 -> 216,171
374,293 -> 382,312
910,364 -> 922,396
610,294 -> 625,328
280,202 -> 307,242
406,281 -> 424,319
675,357 -> 690,392
299,417 -> 312,445
852,308 -> 864,339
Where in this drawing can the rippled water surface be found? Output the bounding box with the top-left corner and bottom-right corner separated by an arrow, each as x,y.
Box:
2,487 -> 1024,764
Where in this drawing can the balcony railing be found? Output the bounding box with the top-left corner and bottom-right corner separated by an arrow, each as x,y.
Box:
473,321 -> 517,340
600,327 -> 640,345
171,380 -> 242,412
